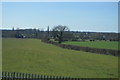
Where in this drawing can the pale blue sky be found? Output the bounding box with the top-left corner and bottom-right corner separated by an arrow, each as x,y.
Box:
0,2 -> 2,28
1,2 -> 118,32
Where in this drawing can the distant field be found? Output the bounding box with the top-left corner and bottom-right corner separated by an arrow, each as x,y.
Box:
62,41 -> 119,50
2,38 -> 118,78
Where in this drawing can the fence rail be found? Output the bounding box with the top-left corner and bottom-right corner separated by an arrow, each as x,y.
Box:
1,71 -> 75,80
1,72 -> 119,80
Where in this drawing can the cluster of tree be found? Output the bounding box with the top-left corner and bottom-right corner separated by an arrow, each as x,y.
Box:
72,31 -> 119,41
2,25 -> 120,43
2,29 -> 46,39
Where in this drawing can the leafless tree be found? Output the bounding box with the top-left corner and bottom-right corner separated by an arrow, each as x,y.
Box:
52,25 -> 69,43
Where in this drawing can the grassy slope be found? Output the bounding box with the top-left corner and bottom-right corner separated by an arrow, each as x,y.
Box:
2,38 -> 118,78
62,41 -> 119,50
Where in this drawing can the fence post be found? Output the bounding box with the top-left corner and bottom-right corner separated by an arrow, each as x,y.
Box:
31,74 -> 34,80
47,75 -> 49,80
53,76 -> 56,80
2,72 -> 4,79
78,78 -> 81,80
34,74 -> 36,80
50,75 -> 52,80
56,76 -> 58,80
8,72 -> 10,80
44,75 -> 46,80
19,73 -> 21,80
39,75 -> 42,80
62,76 -> 65,80
59,76 -> 61,80
22,73 -> 24,79
25,73 -> 27,80
38,74 -> 40,79
2,72 -> 3,79
28,74 -> 30,80
68,77 -> 70,80
16,72 -> 18,79
13,72 -> 16,79
65,77 -> 68,80
71,78 -> 74,80
10,72 -> 12,79
5,72 -> 7,80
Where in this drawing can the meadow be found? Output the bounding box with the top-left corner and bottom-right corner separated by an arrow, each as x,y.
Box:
2,38 -> 118,78
62,41 -> 119,50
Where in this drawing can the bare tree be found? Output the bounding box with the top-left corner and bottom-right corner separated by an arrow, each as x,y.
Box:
52,25 -> 69,43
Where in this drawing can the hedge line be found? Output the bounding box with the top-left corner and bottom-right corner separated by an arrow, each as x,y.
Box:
42,40 -> 119,56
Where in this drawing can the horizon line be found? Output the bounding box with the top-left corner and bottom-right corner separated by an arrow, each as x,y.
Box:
0,28 -> 119,33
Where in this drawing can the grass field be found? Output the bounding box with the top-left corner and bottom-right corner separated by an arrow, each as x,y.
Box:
62,41 -> 119,50
2,38 -> 118,78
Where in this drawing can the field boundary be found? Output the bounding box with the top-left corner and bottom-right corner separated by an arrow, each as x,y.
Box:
42,40 -> 119,56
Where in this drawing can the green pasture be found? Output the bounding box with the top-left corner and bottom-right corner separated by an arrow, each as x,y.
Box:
2,38 -> 118,78
62,41 -> 119,50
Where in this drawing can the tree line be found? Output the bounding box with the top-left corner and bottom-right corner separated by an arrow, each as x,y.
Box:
2,25 -> 120,43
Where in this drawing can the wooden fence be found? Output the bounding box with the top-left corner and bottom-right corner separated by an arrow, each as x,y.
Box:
1,72 -> 119,80
1,71 -> 78,80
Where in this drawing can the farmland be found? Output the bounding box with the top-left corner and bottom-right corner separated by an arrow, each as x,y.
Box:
62,41 -> 119,50
2,38 -> 118,78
